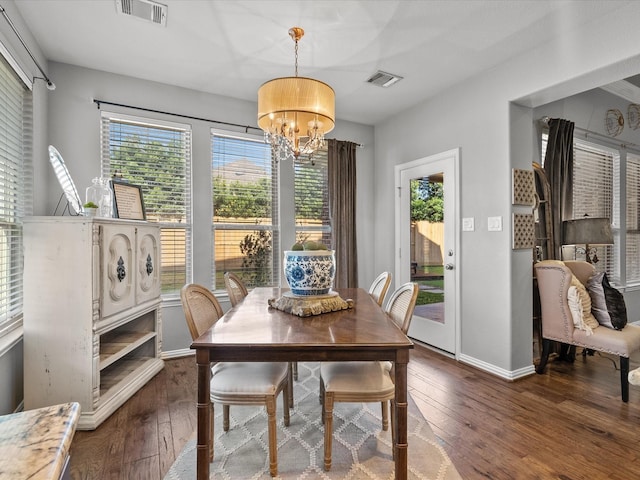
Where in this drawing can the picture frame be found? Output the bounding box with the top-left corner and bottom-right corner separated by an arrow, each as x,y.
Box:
111,179 -> 146,220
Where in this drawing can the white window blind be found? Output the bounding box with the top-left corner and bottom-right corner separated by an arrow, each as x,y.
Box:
571,140 -> 615,277
294,151 -> 332,247
626,153 -> 640,283
211,132 -> 278,290
0,52 -> 32,338
100,112 -> 192,295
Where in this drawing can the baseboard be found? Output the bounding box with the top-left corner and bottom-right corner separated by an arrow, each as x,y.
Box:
458,353 -> 535,380
161,349 -> 195,360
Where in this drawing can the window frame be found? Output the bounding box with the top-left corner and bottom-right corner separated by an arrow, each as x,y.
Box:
100,111 -> 193,298
210,129 -> 280,292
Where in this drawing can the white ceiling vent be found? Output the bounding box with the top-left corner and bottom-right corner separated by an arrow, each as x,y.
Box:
116,0 -> 167,26
366,70 -> 403,88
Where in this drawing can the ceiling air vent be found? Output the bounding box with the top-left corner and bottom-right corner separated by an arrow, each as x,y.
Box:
116,0 -> 167,26
366,70 -> 403,88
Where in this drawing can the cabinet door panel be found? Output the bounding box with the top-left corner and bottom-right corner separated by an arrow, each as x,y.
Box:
101,225 -> 136,317
136,226 -> 161,303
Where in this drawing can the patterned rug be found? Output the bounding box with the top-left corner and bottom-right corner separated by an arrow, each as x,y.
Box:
164,362 -> 462,479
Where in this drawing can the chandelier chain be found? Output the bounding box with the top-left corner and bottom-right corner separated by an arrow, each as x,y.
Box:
294,39 -> 299,77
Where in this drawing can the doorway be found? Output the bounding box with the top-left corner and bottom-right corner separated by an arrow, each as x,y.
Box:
395,149 -> 460,355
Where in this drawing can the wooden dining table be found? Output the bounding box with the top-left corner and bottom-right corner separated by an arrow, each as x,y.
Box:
190,286 -> 414,480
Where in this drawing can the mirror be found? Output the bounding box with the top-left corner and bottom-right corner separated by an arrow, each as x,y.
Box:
48,145 -> 82,215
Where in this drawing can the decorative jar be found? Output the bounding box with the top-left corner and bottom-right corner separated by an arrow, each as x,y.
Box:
284,250 -> 335,296
85,177 -> 113,218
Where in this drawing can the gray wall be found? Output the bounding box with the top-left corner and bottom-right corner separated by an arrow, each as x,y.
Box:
373,1 -> 640,375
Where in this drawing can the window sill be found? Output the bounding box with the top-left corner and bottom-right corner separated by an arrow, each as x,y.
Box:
0,326 -> 23,358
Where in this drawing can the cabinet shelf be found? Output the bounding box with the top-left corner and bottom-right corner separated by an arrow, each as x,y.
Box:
100,357 -> 161,398
99,331 -> 157,370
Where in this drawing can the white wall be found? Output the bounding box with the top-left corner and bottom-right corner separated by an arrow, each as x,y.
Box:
45,61 -> 375,354
374,2 -> 640,375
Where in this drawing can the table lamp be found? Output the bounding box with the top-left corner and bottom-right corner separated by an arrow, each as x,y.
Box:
562,216 -> 613,264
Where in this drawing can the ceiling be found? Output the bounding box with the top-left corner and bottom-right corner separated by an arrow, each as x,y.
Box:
11,0 -> 633,126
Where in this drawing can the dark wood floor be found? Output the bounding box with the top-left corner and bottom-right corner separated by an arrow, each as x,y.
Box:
69,344 -> 640,479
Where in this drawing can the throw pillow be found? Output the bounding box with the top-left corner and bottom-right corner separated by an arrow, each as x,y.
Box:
568,286 -> 594,335
570,274 -> 600,330
602,272 -> 627,330
586,272 -> 614,329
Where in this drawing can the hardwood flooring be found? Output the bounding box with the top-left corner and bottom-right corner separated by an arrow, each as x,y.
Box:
69,344 -> 640,479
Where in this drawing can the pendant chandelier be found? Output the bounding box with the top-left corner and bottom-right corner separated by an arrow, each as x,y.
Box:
257,27 -> 335,162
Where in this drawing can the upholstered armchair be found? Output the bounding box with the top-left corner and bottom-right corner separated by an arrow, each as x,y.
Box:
534,260 -> 640,402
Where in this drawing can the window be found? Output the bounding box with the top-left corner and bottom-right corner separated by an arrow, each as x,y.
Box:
211,131 -> 278,290
542,132 -> 640,287
294,151 -> 331,247
211,131 -> 332,291
101,113 -> 192,295
0,52 -> 32,340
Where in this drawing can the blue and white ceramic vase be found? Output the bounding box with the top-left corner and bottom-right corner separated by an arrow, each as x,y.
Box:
284,250 -> 336,296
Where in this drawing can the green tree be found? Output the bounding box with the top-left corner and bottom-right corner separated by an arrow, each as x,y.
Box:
213,176 -> 272,218
110,133 -> 187,222
411,179 -> 443,222
239,229 -> 272,286
294,162 -> 326,220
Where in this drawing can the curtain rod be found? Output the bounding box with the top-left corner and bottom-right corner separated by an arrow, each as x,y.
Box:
0,5 -> 55,90
93,99 -> 262,133
539,116 -> 640,150
93,99 -> 364,148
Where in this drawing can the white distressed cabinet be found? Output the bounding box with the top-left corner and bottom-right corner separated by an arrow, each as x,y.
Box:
23,217 -> 164,430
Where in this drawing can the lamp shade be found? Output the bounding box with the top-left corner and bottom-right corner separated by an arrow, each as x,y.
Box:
562,217 -> 613,245
257,76 -> 335,134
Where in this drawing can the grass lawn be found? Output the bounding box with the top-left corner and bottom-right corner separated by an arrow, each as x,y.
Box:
413,265 -> 444,305
417,290 -> 444,305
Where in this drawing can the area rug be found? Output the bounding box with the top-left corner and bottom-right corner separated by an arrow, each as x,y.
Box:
164,362 -> 462,479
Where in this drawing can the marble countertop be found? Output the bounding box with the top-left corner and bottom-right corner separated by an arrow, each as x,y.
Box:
0,402 -> 80,479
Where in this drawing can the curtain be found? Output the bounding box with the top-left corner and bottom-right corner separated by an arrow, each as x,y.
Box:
327,139 -> 358,288
544,118 -> 574,259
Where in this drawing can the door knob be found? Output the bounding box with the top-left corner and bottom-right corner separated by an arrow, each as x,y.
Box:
445,263 -> 454,270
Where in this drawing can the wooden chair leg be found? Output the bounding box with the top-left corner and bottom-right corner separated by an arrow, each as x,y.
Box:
323,393 -> 334,471
223,404 -> 230,431
282,383 -> 290,426
287,363 -> 294,409
293,361 -> 298,381
266,396 -> 278,477
536,338 -> 552,374
381,401 -> 388,431
390,399 -> 396,460
621,356 -> 630,403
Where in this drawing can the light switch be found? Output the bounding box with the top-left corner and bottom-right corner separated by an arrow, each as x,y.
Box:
462,217 -> 475,231
488,216 -> 502,232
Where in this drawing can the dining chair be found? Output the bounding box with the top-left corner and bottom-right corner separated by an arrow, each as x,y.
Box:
224,271 -> 298,393
368,271 -> 392,307
319,281 -> 419,471
224,271 -> 248,307
180,283 -> 290,476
